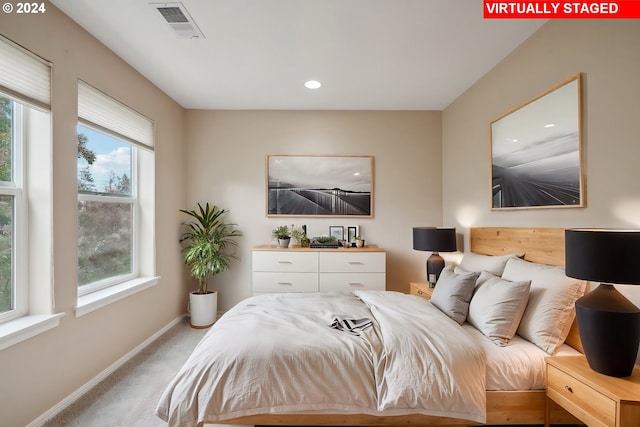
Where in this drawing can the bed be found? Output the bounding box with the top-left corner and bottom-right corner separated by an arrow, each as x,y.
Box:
156,227 -> 586,427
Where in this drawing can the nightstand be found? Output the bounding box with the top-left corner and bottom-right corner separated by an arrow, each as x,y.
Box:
409,282 -> 433,300
545,356 -> 640,427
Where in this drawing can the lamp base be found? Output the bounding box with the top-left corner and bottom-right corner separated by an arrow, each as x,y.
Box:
576,284 -> 640,377
426,252 -> 445,287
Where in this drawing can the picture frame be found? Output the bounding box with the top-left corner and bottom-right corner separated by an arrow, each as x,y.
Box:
266,155 -> 374,217
329,226 -> 344,241
490,74 -> 584,210
347,226 -> 358,243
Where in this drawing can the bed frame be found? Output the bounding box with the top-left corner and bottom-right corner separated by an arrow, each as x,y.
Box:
209,227 -> 582,426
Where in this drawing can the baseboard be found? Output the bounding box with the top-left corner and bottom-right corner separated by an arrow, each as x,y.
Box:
27,314 -> 187,427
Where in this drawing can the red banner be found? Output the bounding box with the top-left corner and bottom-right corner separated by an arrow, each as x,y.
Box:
484,1 -> 640,18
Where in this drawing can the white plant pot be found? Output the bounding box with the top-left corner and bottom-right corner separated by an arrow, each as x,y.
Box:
278,238 -> 291,248
189,291 -> 217,329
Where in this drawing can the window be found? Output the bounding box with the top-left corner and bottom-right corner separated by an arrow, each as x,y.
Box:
77,125 -> 136,294
0,35 -> 60,348
76,81 -> 156,313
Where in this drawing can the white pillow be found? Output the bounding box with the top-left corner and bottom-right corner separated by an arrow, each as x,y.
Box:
430,266 -> 479,325
502,257 -> 586,354
458,252 -> 520,276
467,271 -> 531,346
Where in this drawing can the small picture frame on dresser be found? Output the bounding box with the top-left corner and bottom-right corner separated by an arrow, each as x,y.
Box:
347,226 -> 358,246
329,226 -> 344,241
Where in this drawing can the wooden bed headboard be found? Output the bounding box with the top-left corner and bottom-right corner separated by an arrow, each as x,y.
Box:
469,227 -> 583,353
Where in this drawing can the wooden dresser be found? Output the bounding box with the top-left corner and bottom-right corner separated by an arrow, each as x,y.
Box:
252,245 -> 386,294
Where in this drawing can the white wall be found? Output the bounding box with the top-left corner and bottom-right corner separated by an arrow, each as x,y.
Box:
185,110 -> 443,310
0,6 -> 187,427
442,20 -> 640,304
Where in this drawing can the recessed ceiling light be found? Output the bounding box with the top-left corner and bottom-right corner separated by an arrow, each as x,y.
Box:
544,123 -> 556,128
304,80 -> 322,89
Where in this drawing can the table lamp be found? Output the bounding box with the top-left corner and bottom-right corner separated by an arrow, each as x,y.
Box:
412,227 -> 457,287
565,229 -> 640,377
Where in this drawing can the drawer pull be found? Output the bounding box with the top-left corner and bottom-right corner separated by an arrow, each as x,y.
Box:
277,282 -> 293,286
277,261 -> 293,264
348,261 -> 364,265
564,385 -> 573,393
348,282 -> 364,286
417,290 -> 424,295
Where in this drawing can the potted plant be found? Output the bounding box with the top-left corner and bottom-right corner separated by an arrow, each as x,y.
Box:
291,226 -> 310,247
180,202 -> 242,328
272,225 -> 291,248
355,236 -> 365,248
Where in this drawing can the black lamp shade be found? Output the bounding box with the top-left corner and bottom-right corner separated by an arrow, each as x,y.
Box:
566,229 -> 640,284
413,227 -> 457,285
565,229 -> 640,377
413,227 -> 457,252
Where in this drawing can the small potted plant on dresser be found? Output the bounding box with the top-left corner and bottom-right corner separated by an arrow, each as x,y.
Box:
291,226 -> 310,247
180,202 -> 242,328
272,225 -> 291,248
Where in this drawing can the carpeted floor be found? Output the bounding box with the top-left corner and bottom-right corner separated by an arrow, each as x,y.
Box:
43,317 -> 208,427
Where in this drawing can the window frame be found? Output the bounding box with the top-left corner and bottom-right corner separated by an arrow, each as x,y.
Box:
75,80 -> 156,309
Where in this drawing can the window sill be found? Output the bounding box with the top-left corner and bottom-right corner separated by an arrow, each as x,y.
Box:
75,276 -> 160,317
0,312 -> 65,351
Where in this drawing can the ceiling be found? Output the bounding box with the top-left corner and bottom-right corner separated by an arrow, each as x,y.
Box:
50,0 -> 546,110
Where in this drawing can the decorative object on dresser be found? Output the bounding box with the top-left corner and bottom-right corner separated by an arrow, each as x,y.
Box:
490,73 -> 584,210
271,225 -> 291,248
565,228 -> 640,377
310,235 -> 339,248
266,155 -> 374,217
179,203 -> 242,328
291,225 -> 310,247
251,245 -> 386,294
329,226 -> 344,241
412,227 -> 457,287
347,226 -> 359,246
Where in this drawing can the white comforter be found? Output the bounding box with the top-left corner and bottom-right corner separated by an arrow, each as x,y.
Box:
156,291 -> 486,427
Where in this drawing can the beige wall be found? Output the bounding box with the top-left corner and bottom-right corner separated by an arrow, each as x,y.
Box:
442,20 -> 640,306
185,110 -> 443,310
0,6 -> 187,427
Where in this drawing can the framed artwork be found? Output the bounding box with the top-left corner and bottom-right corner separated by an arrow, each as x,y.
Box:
490,74 -> 584,210
329,226 -> 344,241
267,155 -> 374,217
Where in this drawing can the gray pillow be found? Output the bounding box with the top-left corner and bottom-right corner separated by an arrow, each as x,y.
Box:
430,267 -> 479,325
467,271 -> 531,346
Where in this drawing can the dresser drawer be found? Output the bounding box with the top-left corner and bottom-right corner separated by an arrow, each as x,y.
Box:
319,273 -> 385,292
252,272 -> 318,293
253,251 -> 318,272
547,364 -> 615,427
319,252 -> 385,273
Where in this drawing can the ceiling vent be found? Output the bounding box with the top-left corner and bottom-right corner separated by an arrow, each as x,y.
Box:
150,2 -> 205,39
